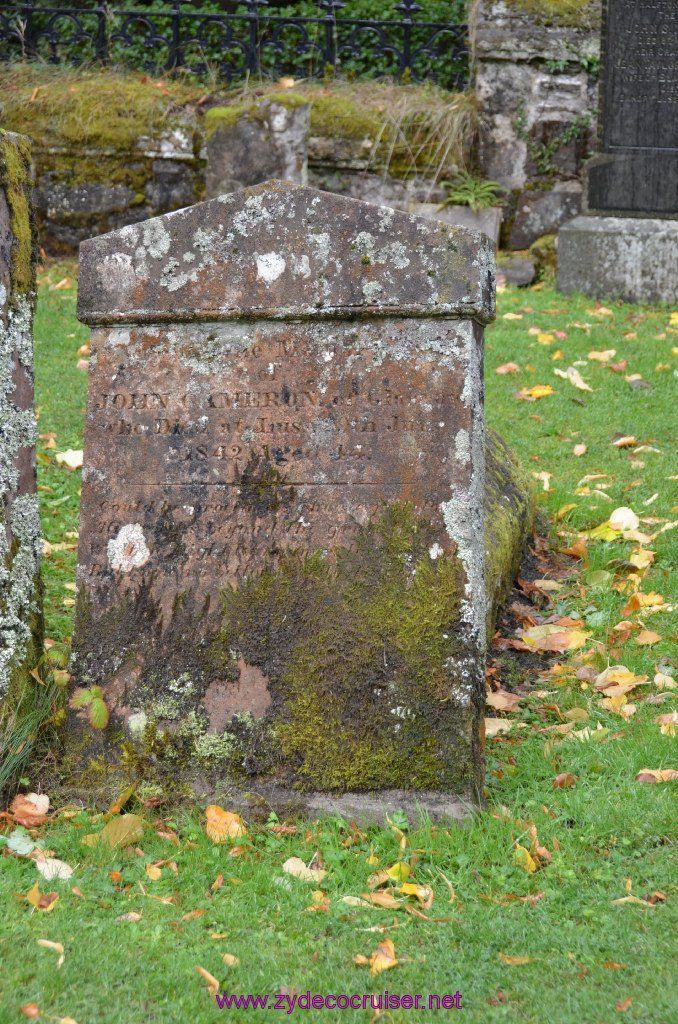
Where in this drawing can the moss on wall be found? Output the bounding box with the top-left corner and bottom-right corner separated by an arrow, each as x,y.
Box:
0,130 -> 36,304
506,0 -> 600,29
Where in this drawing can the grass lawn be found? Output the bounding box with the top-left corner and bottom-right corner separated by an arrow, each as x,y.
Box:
0,263 -> 676,1023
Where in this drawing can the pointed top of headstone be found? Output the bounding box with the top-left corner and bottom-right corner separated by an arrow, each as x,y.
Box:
77,180 -> 495,325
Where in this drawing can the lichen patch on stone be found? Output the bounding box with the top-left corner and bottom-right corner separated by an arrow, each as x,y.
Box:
107,523 -> 150,572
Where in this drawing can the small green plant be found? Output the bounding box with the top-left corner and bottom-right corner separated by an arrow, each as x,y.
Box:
439,170 -> 508,212
69,685 -> 109,730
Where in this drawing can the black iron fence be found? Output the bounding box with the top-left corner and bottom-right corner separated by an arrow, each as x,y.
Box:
0,1 -> 470,86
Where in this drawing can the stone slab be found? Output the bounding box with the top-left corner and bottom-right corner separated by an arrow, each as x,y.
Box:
69,181 -> 495,803
408,203 -> 501,249
588,0 -> 678,215
557,214 -> 678,303
0,131 -> 42,717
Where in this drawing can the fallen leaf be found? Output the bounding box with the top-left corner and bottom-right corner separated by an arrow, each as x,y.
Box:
496,362 -> 520,374
503,312 -> 523,320
615,998 -> 633,1012
182,908 -> 207,920
484,718 -> 514,737
515,385 -> 554,401
533,471 -> 552,491
369,938 -> 398,976
25,881 -> 59,912
37,938 -> 65,968
553,772 -> 577,789
9,794 -> 48,828
222,954 -> 240,967
35,858 -> 73,881
20,1005 -> 40,1019
513,845 -> 537,873
588,349 -> 616,362
145,864 -> 162,881
554,366 -> 593,391
604,961 -> 627,969
385,862 -> 410,883
55,449 -> 83,470
283,857 -> 327,884
655,711 -> 678,736
359,891 -> 404,910
102,814 -> 144,849
486,689 -> 523,712
635,630 -> 662,646
654,672 -> 677,690
573,443 -> 587,456
195,965 -> 220,996
498,952 -> 535,965
204,806 -> 246,844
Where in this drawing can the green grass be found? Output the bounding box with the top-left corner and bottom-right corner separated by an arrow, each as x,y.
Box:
0,265 -> 676,1023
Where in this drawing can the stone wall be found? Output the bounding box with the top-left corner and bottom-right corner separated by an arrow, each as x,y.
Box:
475,0 -> 600,247
0,130 -> 43,724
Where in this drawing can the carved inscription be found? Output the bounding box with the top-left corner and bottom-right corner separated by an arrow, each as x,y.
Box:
78,316 -> 475,596
605,0 -> 678,151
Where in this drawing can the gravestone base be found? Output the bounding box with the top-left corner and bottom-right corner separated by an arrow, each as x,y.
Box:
557,215 -> 678,304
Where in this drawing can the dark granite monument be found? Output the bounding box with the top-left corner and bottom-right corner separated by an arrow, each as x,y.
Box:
558,0 -> 678,302
67,181 -> 530,819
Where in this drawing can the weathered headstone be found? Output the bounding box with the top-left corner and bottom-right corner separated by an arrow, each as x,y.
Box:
69,180 -> 497,818
558,0 -> 678,302
205,97 -> 310,199
0,131 -> 43,721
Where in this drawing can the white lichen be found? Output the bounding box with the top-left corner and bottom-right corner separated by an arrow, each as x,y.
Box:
107,523 -> 150,573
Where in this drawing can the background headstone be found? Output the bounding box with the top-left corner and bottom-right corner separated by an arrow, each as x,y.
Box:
205,97 -> 310,199
69,181 -> 495,817
408,202 -> 502,250
558,0 -> 678,302
0,131 -> 43,722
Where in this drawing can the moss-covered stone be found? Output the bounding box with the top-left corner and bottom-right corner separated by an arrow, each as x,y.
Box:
0,131 -> 43,743
506,0 -> 600,29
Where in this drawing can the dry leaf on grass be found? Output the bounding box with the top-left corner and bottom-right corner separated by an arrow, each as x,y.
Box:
635,630 -> 662,646
515,385 -> 554,401
635,768 -> 678,783
222,954 -> 240,967
484,718 -> 514,737
204,806 -> 246,844
283,857 -> 327,884
115,910 -> 143,922
195,965 -> 220,996
20,1005 -> 40,1019
37,939 -> 65,968
369,938 -> 398,976
554,366 -> 593,391
55,449 -> 83,470
35,858 -> 73,881
496,362 -> 521,374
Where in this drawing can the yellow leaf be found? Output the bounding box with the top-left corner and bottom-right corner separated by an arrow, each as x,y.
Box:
537,333 -> 554,344
654,673 -> 677,690
629,548 -> 655,570
498,951 -> 535,965
55,449 -> 83,470
484,718 -> 514,737
635,768 -> 678,783
365,854 -> 379,866
145,864 -> 162,881
655,711 -> 678,736
573,443 -> 587,457
533,471 -> 552,491
369,938 -> 398,976
204,806 -> 246,844
588,349 -> 616,362
554,366 -> 593,391
557,503 -> 577,519
552,349 -> 564,360
222,954 -> 240,967
359,891 -> 404,910
513,845 -> 537,873
635,630 -> 662,646
609,507 -> 640,531
385,862 -> 410,883
115,911 -> 142,922
586,305 -> 614,317
496,362 -> 521,374
195,965 -> 219,996
516,385 -> 554,400
503,312 -> 523,320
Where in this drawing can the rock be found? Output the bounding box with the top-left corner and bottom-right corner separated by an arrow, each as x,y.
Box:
409,203 -> 502,249
205,96 -> 310,198
530,233 -> 558,274
497,252 -> 536,287
509,185 -> 581,249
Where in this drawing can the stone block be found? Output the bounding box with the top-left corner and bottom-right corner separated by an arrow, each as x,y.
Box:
509,185 -> 582,249
557,215 -> 678,304
69,180 -> 497,815
205,98 -> 310,198
0,131 -> 43,724
408,203 -> 502,249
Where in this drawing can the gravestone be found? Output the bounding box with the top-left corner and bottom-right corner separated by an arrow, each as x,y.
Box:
205,97 -> 310,199
69,180 -> 497,818
558,0 -> 678,302
0,131 -> 43,720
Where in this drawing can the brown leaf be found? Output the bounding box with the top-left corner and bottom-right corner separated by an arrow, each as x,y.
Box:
496,362 -> 521,374
553,772 -> 577,789
615,998 -> 633,1012
636,768 -> 678,783
635,630 -> 662,646
369,937 -> 398,976
222,953 -> 240,967
115,911 -> 142,922
182,908 -> 207,920
604,961 -> 627,969
20,1005 -> 40,1019
101,814 -> 144,849
9,794 -> 48,828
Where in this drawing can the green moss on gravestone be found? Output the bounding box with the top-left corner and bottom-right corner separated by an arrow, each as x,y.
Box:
506,0 -> 600,29
0,130 -> 36,303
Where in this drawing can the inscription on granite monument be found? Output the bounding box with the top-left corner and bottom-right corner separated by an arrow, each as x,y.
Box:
588,0 -> 678,214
